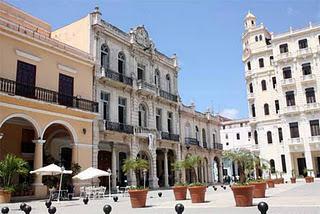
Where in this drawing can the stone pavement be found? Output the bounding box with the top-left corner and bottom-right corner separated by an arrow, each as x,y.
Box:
1,180 -> 320,214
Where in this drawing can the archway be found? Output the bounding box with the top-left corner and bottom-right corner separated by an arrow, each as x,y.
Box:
156,150 -> 165,187
137,151 -> 151,187
167,150 -> 175,186
213,157 -> 221,183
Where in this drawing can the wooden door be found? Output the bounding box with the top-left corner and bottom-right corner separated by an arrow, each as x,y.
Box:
58,74 -> 74,107
98,151 -> 112,187
16,61 -> 36,98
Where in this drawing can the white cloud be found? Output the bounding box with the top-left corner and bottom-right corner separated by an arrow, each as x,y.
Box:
220,108 -> 239,119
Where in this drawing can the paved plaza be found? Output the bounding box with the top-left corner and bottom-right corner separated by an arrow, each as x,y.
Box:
1,180 -> 320,214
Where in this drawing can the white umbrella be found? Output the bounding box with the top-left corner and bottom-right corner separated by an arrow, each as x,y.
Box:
30,164 -> 72,202
72,167 -> 111,180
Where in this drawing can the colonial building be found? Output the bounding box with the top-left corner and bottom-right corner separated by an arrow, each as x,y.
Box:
52,7 -> 223,188
0,1 -> 98,197
242,12 -> 320,179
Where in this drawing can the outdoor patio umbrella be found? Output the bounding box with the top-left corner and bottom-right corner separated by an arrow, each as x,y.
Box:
30,163 -> 72,201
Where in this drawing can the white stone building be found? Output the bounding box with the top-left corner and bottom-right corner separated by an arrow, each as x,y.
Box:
52,7 -> 223,189
242,12 -> 320,179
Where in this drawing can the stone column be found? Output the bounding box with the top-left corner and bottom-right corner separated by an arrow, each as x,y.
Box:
304,147 -> 314,176
32,139 -> 47,197
218,160 -> 223,183
112,146 -> 117,189
164,149 -> 169,187
72,144 -> 78,165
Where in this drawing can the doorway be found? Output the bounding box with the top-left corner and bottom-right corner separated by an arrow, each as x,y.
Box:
16,60 -> 36,98
59,73 -> 74,107
297,158 -> 306,176
98,151 -> 112,186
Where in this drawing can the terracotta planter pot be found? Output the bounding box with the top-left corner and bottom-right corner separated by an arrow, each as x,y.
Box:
266,179 -> 275,188
290,177 -> 296,183
173,186 -> 187,200
250,182 -> 266,198
231,185 -> 254,207
305,176 -> 314,183
279,178 -> 284,184
128,189 -> 148,208
0,190 -> 11,203
188,186 -> 206,203
273,178 -> 280,184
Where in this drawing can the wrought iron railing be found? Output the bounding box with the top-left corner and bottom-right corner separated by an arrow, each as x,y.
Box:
203,141 -> 207,148
105,121 -> 134,134
159,89 -> 178,102
161,132 -> 180,141
185,137 -> 199,146
102,68 -> 133,86
137,80 -> 156,92
213,143 -> 223,150
0,77 -> 98,112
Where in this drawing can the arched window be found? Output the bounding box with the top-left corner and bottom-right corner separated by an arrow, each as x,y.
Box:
251,104 -> 256,117
101,44 -> 109,68
166,74 -> 171,92
259,35 -> 263,41
261,80 -> 267,91
264,103 -> 270,115
247,61 -> 251,70
138,104 -> 147,127
267,131 -> 272,144
118,52 -> 125,74
195,126 -> 199,141
249,83 -> 253,93
185,122 -> 191,138
154,69 -> 160,88
270,159 -> 275,173
255,36 -> 258,42
254,130 -> 258,144
202,128 -> 207,148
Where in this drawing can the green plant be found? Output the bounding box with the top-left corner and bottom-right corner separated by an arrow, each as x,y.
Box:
291,169 -> 296,178
122,158 -> 149,189
183,155 -> 203,185
172,160 -> 186,185
303,168 -> 313,177
0,154 -> 29,192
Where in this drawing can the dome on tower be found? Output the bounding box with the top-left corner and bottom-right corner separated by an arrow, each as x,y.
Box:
245,11 -> 256,20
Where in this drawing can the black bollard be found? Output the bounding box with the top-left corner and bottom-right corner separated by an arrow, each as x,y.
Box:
214,187 -> 217,191
257,201 -> 269,214
1,207 -> 9,214
223,186 -> 226,190
220,185 -> 223,188
103,204 -> 112,214
20,203 -> 26,211
175,203 -> 184,214
158,192 -> 162,197
112,196 -> 118,202
45,200 -> 52,209
83,196 -> 89,205
23,205 -> 31,214
48,206 -> 56,214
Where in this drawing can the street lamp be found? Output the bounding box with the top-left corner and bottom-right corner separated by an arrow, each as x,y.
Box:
143,169 -> 147,189
58,166 -> 65,202
107,168 -> 112,199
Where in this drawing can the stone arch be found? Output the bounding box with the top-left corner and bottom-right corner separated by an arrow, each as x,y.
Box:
136,149 -> 154,187
213,156 -> 222,183
41,120 -> 77,143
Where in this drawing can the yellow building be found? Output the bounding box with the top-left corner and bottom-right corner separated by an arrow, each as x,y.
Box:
0,2 -> 98,198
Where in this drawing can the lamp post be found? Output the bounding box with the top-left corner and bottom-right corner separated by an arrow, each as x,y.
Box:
58,166 -> 65,202
143,169 -> 147,189
107,168 -> 111,199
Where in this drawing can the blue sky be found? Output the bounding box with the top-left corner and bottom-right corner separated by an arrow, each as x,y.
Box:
6,0 -> 320,119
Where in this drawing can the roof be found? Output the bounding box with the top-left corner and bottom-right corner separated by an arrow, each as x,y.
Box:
245,11 -> 256,19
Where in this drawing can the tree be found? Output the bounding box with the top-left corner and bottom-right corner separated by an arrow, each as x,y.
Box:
184,155 -> 202,183
172,160 -> 186,184
122,158 -> 149,188
0,154 -> 29,191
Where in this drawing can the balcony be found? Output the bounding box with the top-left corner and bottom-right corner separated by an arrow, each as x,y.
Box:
161,132 -> 179,142
105,121 -> 134,134
159,90 -> 178,102
0,77 -> 98,113
275,52 -> 293,62
100,67 -> 133,87
309,136 -> 320,143
281,78 -> 295,87
290,137 -> 302,144
185,137 -> 199,146
297,48 -> 313,58
245,71 -> 252,79
303,102 -> 320,113
213,143 -> 223,150
301,74 -> 316,84
281,105 -> 300,115
247,93 -> 255,101
137,80 -> 156,95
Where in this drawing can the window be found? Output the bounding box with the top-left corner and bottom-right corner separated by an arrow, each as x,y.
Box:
310,120 -> 320,136
302,63 -> 311,75
286,91 -> 295,106
261,80 -> 267,91
101,91 -> 110,120
318,35 -> 320,44
251,104 -> 256,117
289,122 -> 299,138
236,133 -> 240,140
167,112 -> 173,133
137,64 -> 144,80
259,35 -> 263,41
212,133 -> 216,144
278,127 -> 283,142
195,126 -> 199,141
226,142 -> 229,146
254,130 -> 258,144
247,61 -> 251,70
225,134 -> 228,139
298,39 -> 308,49
118,52 -> 125,74
248,132 -> 251,138
255,36 -> 258,42
259,58 -> 264,68
283,67 -> 292,79
272,77 -> 276,89
264,103 -> 270,115
223,125 -> 225,130
156,108 -> 162,131
240,123 -> 243,127
154,69 -> 160,88
138,104 -> 147,127
267,131 -> 272,144
281,155 -> 287,173
118,97 -> 127,124
270,56 -> 274,65
202,129 -> 207,148
270,159 -> 275,173
279,44 -> 288,53
306,88 -> 316,103
101,44 -> 109,68
165,74 -> 171,93
249,83 -> 253,93
275,100 -> 279,114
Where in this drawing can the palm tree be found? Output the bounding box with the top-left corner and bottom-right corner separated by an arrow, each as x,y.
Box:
122,158 -> 149,188
184,155 -> 202,183
172,160 -> 186,184
0,154 -> 29,191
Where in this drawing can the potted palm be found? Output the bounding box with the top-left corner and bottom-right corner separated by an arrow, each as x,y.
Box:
266,167 -> 275,188
290,170 -> 296,183
0,154 -> 29,203
172,160 -> 187,200
248,156 -> 267,198
184,155 -> 206,203
223,149 -> 255,207
122,158 -> 149,208
304,168 -> 314,183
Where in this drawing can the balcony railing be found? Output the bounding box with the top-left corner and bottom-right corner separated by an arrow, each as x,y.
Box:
203,141 -> 207,148
290,137 -> 302,144
310,136 -> 320,143
281,78 -> 295,86
105,121 -> 134,134
297,48 -> 312,57
275,52 -> 292,61
213,143 -> 223,150
161,132 -> 179,141
301,74 -> 316,83
304,102 -> 320,112
0,77 -> 98,112
185,137 -> 199,146
159,89 -> 178,102
281,105 -> 300,115
101,68 -> 133,86
137,80 -> 156,93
